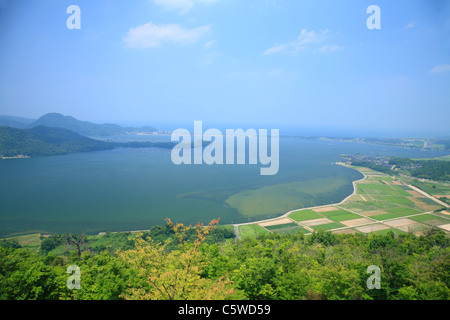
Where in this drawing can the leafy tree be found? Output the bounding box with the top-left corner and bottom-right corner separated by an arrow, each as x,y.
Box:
0,239 -> 21,249
61,233 -> 87,259
1,221 -> 449,301
39,235 -> 63,255
307,230 -> 338,246
0,247 -> 65,299
117,219 -> 239,300
62,251 -> 138,300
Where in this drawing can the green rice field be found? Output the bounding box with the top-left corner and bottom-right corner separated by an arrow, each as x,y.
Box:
237,164 -> 450,238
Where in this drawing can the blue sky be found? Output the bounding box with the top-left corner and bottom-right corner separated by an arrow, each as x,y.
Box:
0,0 -> 449,137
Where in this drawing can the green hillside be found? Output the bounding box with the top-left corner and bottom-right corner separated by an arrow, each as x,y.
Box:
0,126 -> 114,157
0,126 -> 175,158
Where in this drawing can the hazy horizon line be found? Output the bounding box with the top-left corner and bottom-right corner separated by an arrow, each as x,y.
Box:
1,112 -> 449,139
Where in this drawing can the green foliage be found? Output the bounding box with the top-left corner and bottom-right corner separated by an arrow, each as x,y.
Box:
352,156 -> 450,182
0,126 -> 113,157
0,125 -> 175,158
411,160 -> 450,181
0,247 -> 66,299
63,251 -> 139,300
389,157 -> 415,167
0,221 -> 449,300
39,235 -> 63,255
307,230 -> 338,246
388,157 -> 450,181
0,239 -> 22,249
88,232 -> 136,254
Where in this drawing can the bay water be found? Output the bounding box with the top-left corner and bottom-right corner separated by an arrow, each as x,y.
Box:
0,136 -> 446,236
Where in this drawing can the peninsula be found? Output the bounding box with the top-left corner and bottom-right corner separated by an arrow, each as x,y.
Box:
0,125 -> 174,158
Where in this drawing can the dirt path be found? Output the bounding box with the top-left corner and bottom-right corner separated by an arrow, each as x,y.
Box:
407,184 -> 449,208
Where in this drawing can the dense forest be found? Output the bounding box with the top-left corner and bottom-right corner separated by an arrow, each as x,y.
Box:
350,157 -> 450,182
1,219 -> 448,300
390,157 -> 450,181
0,126 -> 174,157
0,126 -> 114,157
410,161 -> 450,181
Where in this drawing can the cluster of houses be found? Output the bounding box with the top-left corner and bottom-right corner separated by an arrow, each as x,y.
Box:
343,154 -> 423,171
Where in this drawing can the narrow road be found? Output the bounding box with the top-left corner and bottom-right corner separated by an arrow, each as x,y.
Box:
407,184 -> 449,208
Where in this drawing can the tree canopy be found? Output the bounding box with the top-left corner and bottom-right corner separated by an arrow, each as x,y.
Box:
0,220 -> 449,300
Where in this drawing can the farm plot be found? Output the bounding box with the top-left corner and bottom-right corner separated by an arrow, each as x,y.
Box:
339,199 -> 397,214
357,183 -> 411,197
258,217 -> 312,235
340,217 -> 374,227
302,218 -> 334,227
288,209 -> 323,222
310,222 -> 346,231
238,224 -> 270,239
408,214 -> 450,228
320,209 -> 363,222
371,206 -> 423,221
382,218 -> 429,234
264,222 -> 298,230
355,223 -> 391,233
274,226 -> 312,235
259,218 -> 294,227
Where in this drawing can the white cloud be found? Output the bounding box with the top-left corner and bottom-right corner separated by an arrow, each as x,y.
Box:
429,64 -> 450,74
405,21 -> 416,29
204,39 -> 216,48
317,44 -> 344,54
262,44 -> 288,56
124,22 -> 210,48
152,0 -> 217,14
262,29 -> 332,56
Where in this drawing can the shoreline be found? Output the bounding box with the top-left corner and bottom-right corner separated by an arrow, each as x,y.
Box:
3,163 -> 449,240
0,163 -> 368,239
1,155 -> 30,160
95,163 -> 368,237
232,163 -> 367,239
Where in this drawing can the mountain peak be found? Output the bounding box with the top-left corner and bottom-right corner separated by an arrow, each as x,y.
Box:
37,113 -> 77,121
32,113 -> 124,137
2,113 -> 157,137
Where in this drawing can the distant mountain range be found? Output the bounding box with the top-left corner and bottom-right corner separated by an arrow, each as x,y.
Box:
0,113 -> 173,158
0,113 -> 157,137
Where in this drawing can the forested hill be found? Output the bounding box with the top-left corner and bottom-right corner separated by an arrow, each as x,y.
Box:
0,126 -> 114,157
0,126 -> 174,157
0,113 -> 158,137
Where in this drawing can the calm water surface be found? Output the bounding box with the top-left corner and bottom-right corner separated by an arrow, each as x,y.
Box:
0,137 -> 446,236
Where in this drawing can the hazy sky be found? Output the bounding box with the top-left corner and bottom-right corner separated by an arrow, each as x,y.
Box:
0,0 -> 449,137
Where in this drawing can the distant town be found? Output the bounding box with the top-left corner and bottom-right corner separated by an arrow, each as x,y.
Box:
316,136 -> 448,151
342,154 -> 423,171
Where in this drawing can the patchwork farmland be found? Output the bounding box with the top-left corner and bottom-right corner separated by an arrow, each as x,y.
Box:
236,164 -> 450,239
